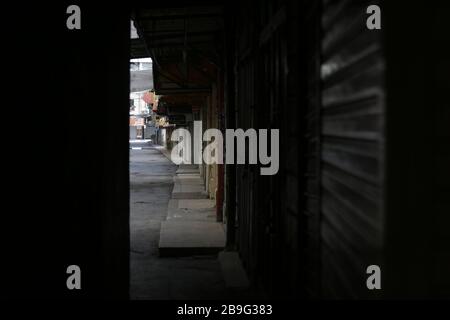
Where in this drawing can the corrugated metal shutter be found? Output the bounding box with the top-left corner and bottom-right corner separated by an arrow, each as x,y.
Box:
234,0 -> 292,297
319,0 -> 385,298
255,3 -> 287,295
234,1 -> 259,288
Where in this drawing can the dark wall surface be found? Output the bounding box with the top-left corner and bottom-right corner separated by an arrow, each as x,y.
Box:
384,1 -> 450,298
1,2 -> 130,298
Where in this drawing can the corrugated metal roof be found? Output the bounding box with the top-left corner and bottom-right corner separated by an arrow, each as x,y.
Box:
131,4 -> 223,96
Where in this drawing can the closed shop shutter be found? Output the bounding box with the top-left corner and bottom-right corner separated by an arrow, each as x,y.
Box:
319,0 -> 385,298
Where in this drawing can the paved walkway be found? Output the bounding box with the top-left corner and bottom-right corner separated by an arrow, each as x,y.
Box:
130,141 -> 230,300
159,164 -> 226,257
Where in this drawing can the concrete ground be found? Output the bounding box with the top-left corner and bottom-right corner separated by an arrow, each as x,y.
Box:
129,140 -> 231,300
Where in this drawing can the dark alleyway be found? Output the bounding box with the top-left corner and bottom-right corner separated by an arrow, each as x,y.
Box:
1,1 -> 448,302
130,141 -> 230,299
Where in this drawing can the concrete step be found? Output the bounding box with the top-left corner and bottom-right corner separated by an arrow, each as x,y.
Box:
173,175 -> 204,185
172,182 -> 208,199
167,199 -> 216,222
172,183 -> 205,194
171,174 -> 208,199
178,199 -> 215,209
176,164 -> 200,175
159,220 -> 226,257
172,192 -> 208,199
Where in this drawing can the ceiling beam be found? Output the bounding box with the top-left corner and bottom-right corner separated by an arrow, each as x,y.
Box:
138,13 -> 223,21
145,40 -> 217,49
144,32 -> 216,41
155,87 -> 211,95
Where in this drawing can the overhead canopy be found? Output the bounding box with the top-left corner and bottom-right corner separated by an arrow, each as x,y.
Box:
131,3 -> 224,96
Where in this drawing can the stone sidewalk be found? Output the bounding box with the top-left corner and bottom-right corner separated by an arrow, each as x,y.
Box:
130,144 -> 230,299
159,164 -> 226,257
153,150 -> 254,295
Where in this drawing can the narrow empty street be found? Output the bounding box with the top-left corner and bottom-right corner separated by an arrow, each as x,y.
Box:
129,141 -> 230,299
